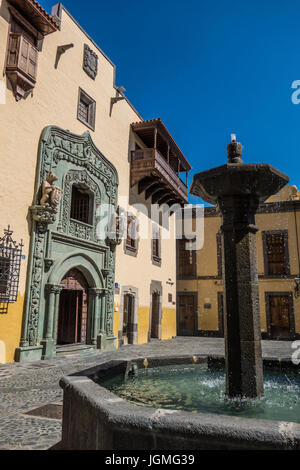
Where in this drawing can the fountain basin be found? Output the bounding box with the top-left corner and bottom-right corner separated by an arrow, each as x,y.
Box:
59,356 -> 300,450
190,163 -> 289,205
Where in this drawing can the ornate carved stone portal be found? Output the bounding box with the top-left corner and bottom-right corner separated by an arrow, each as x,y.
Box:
16,126 -> 119,363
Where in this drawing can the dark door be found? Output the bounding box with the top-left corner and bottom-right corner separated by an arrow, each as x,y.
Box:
178,294 -> 195,336
218,293 -> 225,337
269,295 -> 291,339
57,269 -> 88,346
123,294 -> 135,345
151,293 -> 160,339
57,290 -> 81,344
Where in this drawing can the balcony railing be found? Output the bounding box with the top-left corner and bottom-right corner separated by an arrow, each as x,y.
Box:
131,148 -> 188,204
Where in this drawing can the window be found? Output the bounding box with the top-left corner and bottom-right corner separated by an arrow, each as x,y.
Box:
152,224 -> 161,266
0,226 -> 23,313
124,215 -> 138,256
263,231 -> 290,276
78,99 -> 89,123
178,238 -> 195,276
5,4 -> 58,101
6,19 -> 38,101
70,186 -> 91,224
77,88 -> 96,130
0,256 -> 10,297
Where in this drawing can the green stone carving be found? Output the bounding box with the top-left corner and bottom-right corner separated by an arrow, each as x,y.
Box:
17,126 -> 119,362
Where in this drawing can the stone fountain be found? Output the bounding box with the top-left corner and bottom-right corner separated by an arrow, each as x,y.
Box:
190,135 -> 289,398
59,137 -> 300,451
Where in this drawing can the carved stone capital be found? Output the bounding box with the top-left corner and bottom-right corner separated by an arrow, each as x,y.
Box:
107,236 -> 123,247
31,205 -> 58,225
44,258 -> 54,269
89,287 -> 108,297
101,269 -> 111,278
45,283 -> 64,295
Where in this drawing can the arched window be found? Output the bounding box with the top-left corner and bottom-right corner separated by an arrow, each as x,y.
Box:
70,186 -> 91,224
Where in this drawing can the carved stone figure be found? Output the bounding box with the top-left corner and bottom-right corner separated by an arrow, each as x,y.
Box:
40,173 -> 62,208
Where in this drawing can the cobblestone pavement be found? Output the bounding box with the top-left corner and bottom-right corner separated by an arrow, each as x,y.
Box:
0,337 -> 294,450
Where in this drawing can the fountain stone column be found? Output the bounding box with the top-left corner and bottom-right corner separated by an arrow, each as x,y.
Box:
190,136 -> 289,398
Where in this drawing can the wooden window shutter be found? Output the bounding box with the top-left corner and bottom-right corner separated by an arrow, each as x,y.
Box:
18,36 -> 29,73
152,225 -> 160,259
7,34 -> 20,67
266,233 -> 286,275
178,238 -> 194,276
6,31 -> 39,101
28,43 -> 38,79
14,36 -> 38,80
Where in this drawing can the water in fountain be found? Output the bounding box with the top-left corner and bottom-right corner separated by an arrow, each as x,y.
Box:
99,363 -> 300,424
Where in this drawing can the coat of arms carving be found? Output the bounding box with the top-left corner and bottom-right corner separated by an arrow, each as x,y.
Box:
83,44 -> 98,80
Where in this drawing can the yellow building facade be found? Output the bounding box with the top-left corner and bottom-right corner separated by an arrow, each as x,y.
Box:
0,1 -> 190,363
177,186 -> 300,340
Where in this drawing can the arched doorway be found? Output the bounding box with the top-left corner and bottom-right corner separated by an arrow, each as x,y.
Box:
57,269 -> 89,345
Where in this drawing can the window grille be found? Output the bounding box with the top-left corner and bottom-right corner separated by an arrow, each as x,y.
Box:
78,100 -> 89,123
77,88 -> 96,130
70,186 -> 90,224
0,226 -> 23,314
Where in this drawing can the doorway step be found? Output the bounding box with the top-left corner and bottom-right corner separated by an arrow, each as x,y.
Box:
55,344 -> 96,358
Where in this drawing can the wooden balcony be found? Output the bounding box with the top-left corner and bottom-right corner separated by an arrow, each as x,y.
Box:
131,148 -> 188,205
131,118 -> 192,206
6,33 -> 38,101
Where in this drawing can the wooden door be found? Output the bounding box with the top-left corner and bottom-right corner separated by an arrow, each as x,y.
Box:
178,294 -> 195,336
123,294 -> 135,345
57,269 -> 88,345
57,290 -> 81,345
269,295 -> 291,339
151,293 -> 160,339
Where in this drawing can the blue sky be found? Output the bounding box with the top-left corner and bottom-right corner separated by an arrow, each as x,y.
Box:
40,0 -> 300,202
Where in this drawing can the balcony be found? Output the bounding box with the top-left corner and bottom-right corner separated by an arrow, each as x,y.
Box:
131,119 -> 191,206
5,1 -> 58,101
6,33 -> 38,101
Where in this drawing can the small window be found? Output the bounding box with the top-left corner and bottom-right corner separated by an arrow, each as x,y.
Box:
70,186 -> 91,224
178,238 -> 195,276
126,216 -> 137,249
124,215 -> 139,256
168,293 -> 172,303
264,232 -> 289,276
152,224 -> 161,266
77,88 -> 96,131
